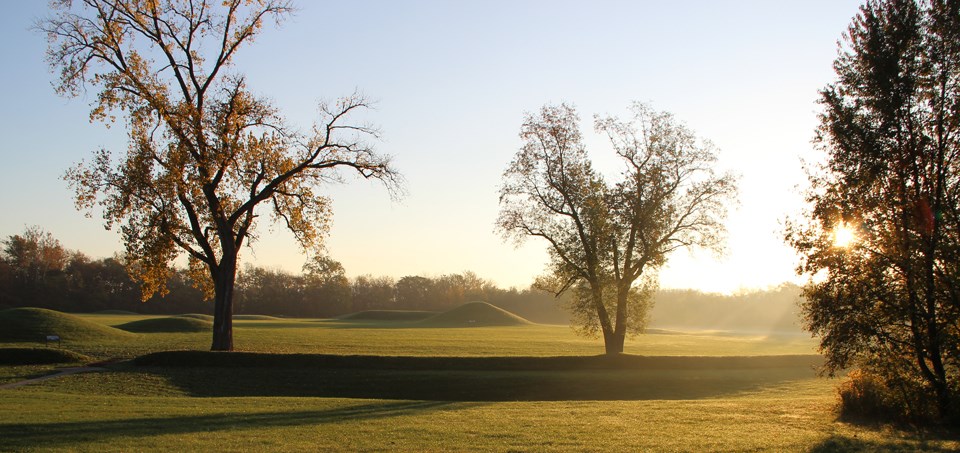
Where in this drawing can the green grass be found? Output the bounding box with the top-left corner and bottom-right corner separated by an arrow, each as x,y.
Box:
2,313 -> 814,361
1,311 -> 956,451
2,380 -> 957,451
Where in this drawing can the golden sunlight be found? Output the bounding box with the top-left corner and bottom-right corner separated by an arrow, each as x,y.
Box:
833,222 -> 857,248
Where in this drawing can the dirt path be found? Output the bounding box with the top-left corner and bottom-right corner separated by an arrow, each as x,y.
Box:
0,366 -> 105,390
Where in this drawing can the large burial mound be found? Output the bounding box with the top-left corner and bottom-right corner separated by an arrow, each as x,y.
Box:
116,316 -> 212,333
339,310 -> 438,322
417,302 -> 532,327
0,307 -> 133,342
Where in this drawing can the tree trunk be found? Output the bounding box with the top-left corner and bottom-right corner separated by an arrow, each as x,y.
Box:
210,256 -> 238,351
934,382 -> 953,423
603,330 -> 625,355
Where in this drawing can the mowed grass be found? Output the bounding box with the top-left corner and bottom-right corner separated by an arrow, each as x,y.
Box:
14,312 -> 816,360
3,378 -> 955,451
2,312 -> 957,451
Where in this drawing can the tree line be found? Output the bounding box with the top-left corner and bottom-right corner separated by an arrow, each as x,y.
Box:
1,225 -> 807,331
0,226 -> 570,322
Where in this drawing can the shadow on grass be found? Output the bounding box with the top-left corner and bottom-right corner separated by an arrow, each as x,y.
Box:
0,400 -> 455,450
810,434 -> 958,452
109,352 -> 827,401
102,367 -> 818,401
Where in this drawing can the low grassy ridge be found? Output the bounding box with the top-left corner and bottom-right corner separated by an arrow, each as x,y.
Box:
2,308 -> 957,451
176,313 -> 214,321
0,308 -> 133,343
0,347 -> 91,366
233,314 -> 281,321
338,310 -> 438,321
115,317 -> 213,333
416,301 -> 531,327
118,352 -> 823,401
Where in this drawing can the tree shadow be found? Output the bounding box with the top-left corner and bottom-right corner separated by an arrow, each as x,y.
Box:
0,400 -> 456,450
123,365 -> 818,401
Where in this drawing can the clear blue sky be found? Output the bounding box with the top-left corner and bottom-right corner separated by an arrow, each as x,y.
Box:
0,1 -> 863,293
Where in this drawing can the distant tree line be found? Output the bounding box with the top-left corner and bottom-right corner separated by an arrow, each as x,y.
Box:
0,226 -> 804,330
0,227 -> 569,323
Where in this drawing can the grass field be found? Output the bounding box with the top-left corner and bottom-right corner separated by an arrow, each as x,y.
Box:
1,311 -> 957,451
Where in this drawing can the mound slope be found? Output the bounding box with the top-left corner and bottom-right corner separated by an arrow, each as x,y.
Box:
0,307 -> 133,342
117,316 -> 212,333
0,347 -> 92,365
234,314 -> 280,320
417,302 -> 531,327
339,310 -> 438,322
177,313 -> 214,321
94,309 -> 139,315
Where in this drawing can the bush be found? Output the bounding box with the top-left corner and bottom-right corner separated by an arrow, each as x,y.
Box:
838,368 -> 945,427
838,369 -> 896,422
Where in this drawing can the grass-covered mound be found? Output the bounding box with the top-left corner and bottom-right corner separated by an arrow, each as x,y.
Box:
417,302 -> 531,327
234,314 -> 280,320
0,307 -> 134,342
117,316 -> 212,333
0,347 -> 92,365
131,352 -> 824,401
177,313 -> 214,321
339,310 -> 437,322
94,309 -> 139,315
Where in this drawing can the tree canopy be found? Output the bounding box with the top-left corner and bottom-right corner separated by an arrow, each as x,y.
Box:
498,103 -> 737,354
787,0 -> 960,425
41,0 -> 400,350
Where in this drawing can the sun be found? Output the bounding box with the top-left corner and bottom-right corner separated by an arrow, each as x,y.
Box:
833,222 -> 857,248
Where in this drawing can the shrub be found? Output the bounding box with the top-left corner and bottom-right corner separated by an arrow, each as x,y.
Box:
838,368 -> 948,427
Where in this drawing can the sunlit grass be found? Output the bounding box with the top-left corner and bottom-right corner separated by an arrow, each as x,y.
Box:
16,313 -> 814,360
3,380 -> 956,452
2,313 -> 952,451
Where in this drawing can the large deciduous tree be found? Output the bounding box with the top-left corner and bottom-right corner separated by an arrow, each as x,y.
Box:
498,103 -> 737,354
787,0 -> 960,424
41,0 -> 400,350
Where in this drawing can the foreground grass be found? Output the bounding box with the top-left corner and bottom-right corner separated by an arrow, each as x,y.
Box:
2,378 -> 956,452
2,313 -> 954,451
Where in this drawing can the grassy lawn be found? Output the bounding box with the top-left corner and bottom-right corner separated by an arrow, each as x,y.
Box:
1,312 -> 957,451
22,313 -> 818,360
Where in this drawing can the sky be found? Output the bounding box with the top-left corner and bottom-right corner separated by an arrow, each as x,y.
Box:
0,1 -> 864,294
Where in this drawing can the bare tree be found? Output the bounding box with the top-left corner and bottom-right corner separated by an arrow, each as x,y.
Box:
40,0 -> 400,350
498,103 -> 737,354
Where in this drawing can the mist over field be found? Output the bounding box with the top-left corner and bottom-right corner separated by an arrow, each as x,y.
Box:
649,285 -> 803,334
